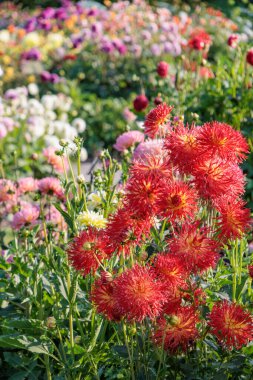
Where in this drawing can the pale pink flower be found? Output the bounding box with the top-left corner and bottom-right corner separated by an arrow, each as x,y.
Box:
38,177 -> 64,199
133,139 -> 165,161
0,124 -> 7,139
122,108 -> 137,123
0,179 -> 16,202
12,203 -> 40,230
113,130 -> 144,152
43,147 -> 68,173
18,177 -> 38,194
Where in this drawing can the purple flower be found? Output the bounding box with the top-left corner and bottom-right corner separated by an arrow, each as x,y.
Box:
4,89 -> 18,100
25,18 -> 37,32
21,48 -> 41,61
55,8 -> 68,21
150,44 -> 162,56
40,71 -> 51,82
50,73 -> 61,84
72,36 -> 84,49
101,41 -> 115,54
40,7 -> 55,19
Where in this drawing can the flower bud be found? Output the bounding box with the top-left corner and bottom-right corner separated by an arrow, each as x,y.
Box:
46,316 -> 56,329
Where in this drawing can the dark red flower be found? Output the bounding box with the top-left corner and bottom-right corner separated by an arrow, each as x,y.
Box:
144,103 -> 173,139
248,264 -> 253,279
114,264 -> 166,322
157,61 -> 169,78
67,228 -> 109,275
227,35 -> 238,48
153,306 -> 200,352
91,276 -> 121,321
246,49 -> 253,66
154,96 -> 163,105
104,208 -> 152,255
208,301 -> 253,350
152,253 -> 188,291
133,94 -> 149,112
63,54 -> 77,61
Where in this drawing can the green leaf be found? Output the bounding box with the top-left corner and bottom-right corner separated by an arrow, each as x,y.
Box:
112,345 -> 129,358
0,335 -> 54,357
54,203 -> 74,230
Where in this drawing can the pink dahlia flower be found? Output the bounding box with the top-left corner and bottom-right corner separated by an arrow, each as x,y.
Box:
0,179 -> 16,202
114,131 -> 144,152
38,177 -> 64,199
12,203 -> 40,230
18,177 -> 38,194
133,139 -> 165,161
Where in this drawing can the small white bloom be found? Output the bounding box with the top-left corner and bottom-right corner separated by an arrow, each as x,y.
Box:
72,118 -> 86,133
80,147 -> 88,162
28,83 -> 39,96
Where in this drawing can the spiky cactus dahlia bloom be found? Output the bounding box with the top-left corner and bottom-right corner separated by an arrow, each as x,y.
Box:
67,228 -> 109,276
114,264 -> 166,322
208,301 -> 253,350
153,306 -> 200,352
144,103 -> 173,139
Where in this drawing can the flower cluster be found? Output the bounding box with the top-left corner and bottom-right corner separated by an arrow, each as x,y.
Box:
67,102 -> 252,354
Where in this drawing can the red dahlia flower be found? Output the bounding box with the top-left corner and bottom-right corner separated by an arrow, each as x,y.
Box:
104,208 -> 152,255
164,125 -> 199,174
67,228 -> 109,275
91,276 -> 121,321
152,254 -> 188,291
130,153 -> 172,180
153,306 -> 200,353
114,264 -> 166,322
214,196 -> 251,240
192,158 -> 245,200
157,61 -> 169,78
196,121 -> 249,163
156,181 -> 198,222
168,222 -> 220,274
133,94 -> 149,112
188,29 -> 212,51
208,301 -> 253,350
144,103 -> 173,139
125,176 -> 165,216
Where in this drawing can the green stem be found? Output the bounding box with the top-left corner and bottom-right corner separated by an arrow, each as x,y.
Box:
44,354 -> 52,380
122,323 -> 135,380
